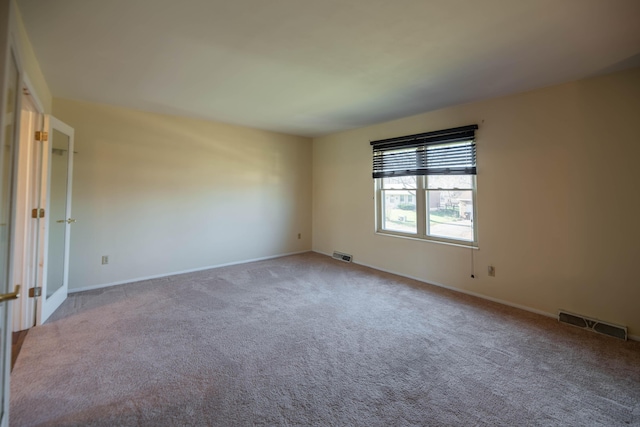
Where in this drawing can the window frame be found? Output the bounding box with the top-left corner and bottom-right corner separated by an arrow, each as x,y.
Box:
375,174 -> 478,247
371,124 -> 479,248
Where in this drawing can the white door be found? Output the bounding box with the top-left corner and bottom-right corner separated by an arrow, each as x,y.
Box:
0,0 -> 23,424
11,89 -> 43,332
36,116 -> 75,324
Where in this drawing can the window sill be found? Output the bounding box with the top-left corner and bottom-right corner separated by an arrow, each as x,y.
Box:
374,230 -> 479,250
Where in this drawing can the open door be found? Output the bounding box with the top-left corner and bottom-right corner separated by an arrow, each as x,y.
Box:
11,86 -> 43,332
0,1 -> 23,425
36,116 -> 75,324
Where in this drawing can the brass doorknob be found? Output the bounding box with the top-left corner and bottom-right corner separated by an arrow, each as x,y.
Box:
0,285 -> 20,303
56,219 -> 77,224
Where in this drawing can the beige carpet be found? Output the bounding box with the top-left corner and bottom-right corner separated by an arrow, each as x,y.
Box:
10,253 -> 640,426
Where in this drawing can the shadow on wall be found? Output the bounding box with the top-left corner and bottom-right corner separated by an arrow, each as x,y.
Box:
53,98 -> 312,290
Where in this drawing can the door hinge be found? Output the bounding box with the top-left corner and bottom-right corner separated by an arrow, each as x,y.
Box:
35,131 -> 48,141
28,287 -> 42,298
31,208 -> 45,219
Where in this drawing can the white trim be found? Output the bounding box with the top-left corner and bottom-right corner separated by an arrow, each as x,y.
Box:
66,248 -> 640,343
2,3 -> 22,423
359,259 -> 555,317
314,249 -> 557,315
314,250 -> 640,341
69,250 -> 312,294
22,74 -> 44,113
374,230 -> 480,250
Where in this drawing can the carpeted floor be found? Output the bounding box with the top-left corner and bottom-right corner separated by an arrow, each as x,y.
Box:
10,252 -> 640,426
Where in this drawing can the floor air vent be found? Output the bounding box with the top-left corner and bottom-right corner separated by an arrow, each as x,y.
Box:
332,251 -> 353,263
558,311 -> 627,340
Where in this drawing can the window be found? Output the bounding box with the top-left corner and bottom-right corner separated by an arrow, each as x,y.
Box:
380,176 -> 417,234
372,125 -> 478,246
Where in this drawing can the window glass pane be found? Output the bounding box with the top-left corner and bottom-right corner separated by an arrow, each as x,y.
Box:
382,190 -> 417,234
427,175 -> 472,189
382,176 -> 417,189
427,190 -> 474,241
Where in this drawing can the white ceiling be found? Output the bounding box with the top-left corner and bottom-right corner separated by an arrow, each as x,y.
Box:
16,0 -> 640,137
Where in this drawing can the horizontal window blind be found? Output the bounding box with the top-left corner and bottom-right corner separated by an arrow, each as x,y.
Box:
371,125 -> 478,178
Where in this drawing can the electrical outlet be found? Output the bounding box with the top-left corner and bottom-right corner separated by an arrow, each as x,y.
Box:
102,255 -> 109,265
297,233 -> 301,239
488,265 -> 495,277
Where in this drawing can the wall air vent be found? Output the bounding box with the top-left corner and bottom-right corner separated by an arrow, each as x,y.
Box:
332,251 -> 353,263
558,310 -> 627,340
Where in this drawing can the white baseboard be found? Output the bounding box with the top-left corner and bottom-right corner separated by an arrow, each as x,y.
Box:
69,250 -> 312,294
69,249 -> 640,342
315,250 -> 640,342
314,249 -> 557,317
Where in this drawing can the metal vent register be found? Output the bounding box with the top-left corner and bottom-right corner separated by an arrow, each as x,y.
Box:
558,311 -> 627,340
332,251 -> 353,263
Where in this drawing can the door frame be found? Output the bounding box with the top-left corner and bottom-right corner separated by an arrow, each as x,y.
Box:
0,0 -> 26,425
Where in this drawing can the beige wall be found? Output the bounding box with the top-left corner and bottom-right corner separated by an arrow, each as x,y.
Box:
54,99 -> 312,290
312,67 -> 640,337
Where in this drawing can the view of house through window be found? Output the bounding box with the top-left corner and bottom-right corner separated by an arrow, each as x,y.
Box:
378,174 -> 476,245
426,175 -> 474,241
381,176 -> 417,234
